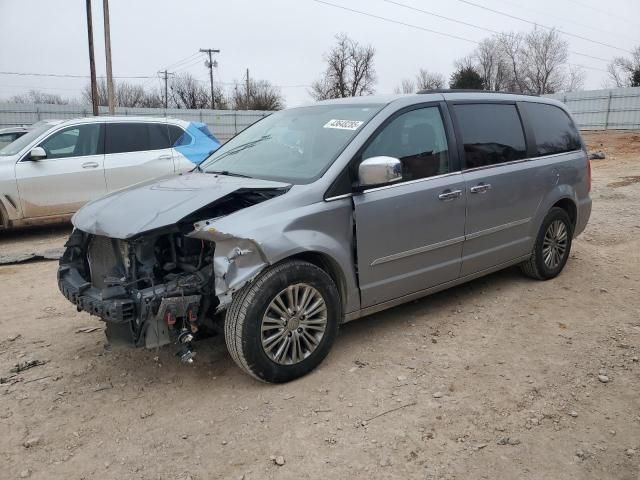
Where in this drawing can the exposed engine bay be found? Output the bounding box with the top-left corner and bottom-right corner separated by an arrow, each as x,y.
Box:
58,186 -> 288,363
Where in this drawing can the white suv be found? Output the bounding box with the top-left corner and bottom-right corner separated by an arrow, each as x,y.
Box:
0,116 -> 220,228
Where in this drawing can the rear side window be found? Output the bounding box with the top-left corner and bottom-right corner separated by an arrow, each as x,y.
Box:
522,102 -> 582,156
106,123 -> 171,154
453,103 -> 527,169
106,123 -> 148,154
168,125 -> 191,146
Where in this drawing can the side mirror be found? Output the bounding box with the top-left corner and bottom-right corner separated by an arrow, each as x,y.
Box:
28,147 -> 47,161
357,156 -> 402,189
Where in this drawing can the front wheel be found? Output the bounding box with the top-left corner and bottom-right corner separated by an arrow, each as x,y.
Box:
224,260 -> 341,383
520,207 -> 573,280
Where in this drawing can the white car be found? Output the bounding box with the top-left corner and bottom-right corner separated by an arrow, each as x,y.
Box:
0,117 -> 220,228
0,126 -> 29,149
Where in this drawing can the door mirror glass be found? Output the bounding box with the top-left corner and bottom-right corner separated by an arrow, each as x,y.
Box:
358,156 -> 402,188
28,146 -> 47,161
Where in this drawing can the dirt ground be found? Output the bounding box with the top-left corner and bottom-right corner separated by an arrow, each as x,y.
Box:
1,131 -> 639,480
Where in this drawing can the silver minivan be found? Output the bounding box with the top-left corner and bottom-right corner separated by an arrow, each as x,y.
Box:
58,91 -> 591,383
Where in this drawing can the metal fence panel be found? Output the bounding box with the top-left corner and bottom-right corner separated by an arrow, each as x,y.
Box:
545,87 -> 640,130
3,88 -> 640,134
0,103 -> 271,143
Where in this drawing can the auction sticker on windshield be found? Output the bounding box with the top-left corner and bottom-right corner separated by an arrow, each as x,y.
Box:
323,119 -> 364,130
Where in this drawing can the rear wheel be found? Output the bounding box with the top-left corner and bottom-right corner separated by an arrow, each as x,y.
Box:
520,207 -> 573,280
224,259 -> 341,383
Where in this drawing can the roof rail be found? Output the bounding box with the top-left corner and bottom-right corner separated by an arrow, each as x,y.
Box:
417,88 -> 539,97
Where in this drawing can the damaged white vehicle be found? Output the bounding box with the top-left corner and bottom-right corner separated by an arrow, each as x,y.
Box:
58,92 -> 591,382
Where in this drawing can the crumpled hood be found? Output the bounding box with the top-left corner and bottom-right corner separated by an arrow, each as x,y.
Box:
72,172 -> 290,239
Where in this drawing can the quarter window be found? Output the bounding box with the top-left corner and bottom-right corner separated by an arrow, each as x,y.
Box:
522,102 -> 582,156
361,106 -> 449,182
453,103 -> 527,169
168,125 -> 191,146
39,124 -> 102,159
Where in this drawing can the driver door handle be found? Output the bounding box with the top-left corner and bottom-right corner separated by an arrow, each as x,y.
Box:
158,154 -> 172,160
438,189 -> 462,201
81,161 -> 100,169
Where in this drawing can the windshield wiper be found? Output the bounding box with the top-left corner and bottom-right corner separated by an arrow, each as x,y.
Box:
206,170 -> 253,178
206,135 -> 271,163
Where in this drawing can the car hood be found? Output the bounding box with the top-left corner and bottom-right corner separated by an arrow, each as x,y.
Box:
72,172 -> 291,239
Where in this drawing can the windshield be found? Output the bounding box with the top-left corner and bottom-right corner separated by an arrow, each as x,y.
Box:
199,104 -> 383,183
0,121 -> 55,156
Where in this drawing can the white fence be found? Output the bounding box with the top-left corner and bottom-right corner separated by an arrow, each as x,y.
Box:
545,86 -> 640,130
2,87 -> 640,136
0,103 -> 271,143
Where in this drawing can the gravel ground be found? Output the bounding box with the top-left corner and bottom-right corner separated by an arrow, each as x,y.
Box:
1,131 -> 639,480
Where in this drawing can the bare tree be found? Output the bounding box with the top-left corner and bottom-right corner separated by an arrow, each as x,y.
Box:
474,37 -> 510,91
310,33 -> 376,100
607,46 -> 640,87
10,89 -> 69,105
415,69 -> 445,90
496,32 -> 526,93
393,78 -> 415,94
520,28 -> 568,94
81,79 -> 164,108
395,69 -> 445,93
169,73 -> 227,109
564,65 -> 586,92
232,79 -> 284,110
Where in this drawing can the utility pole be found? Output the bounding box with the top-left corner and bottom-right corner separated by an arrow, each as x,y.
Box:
103,0 -> 115,114
200,48 -> 220,110
85,0 -> 99,116
159,70 -> 174,109
245,68 -> 250,110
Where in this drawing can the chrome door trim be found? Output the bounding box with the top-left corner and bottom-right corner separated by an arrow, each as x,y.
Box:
465,217 -> 531,241
324,171 -> 464,202
462,150 -> 581,174
370,235 -> 465,266
362,171 -> 462,194
344,254 -> 530,323
324,193 -> 353,202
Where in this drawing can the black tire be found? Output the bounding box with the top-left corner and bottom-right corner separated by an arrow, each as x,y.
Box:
224,259 -> 341,383
520,207 -> 573,280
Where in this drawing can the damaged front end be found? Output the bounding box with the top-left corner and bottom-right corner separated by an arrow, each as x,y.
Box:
58,178 -> 288,362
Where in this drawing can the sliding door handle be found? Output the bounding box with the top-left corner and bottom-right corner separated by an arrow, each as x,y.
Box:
470,183 -> 491,194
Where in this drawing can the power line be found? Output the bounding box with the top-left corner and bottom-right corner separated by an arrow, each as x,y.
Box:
383,0 -> 494,34
191,77 -> 311,89
311,0 -> 479,44
0,71 -> 156,79
163,52 -> 201,71
564,0 -> 640,29
453,0 -> 634,54
492,0 -> 639,44
312,0 -> 610,73
171,55 -> 207,74
384,0 -> 611,63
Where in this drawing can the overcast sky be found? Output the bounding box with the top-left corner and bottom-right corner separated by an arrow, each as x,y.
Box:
0,0 -> 638,107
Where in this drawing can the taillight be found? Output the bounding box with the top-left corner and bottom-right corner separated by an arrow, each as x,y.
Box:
587,158 -> 592,192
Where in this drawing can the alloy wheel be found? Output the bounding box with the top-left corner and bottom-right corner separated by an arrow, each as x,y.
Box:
261,283 -> 328,365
